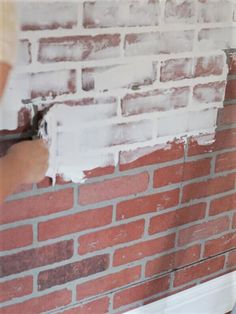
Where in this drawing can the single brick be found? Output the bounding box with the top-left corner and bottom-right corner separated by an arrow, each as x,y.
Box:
227,250 -> 236,269
194,55 -> 225,77
198,28 -> 235,51
215,151 -> 236,173
198,0 -> 233,23
17,40 -> 31,65
116,189 -> 180,220
0,240 -> 73,277
228,52 -> 236,75
38,254 -> 109,291
204,232 -> 236,257
82,62 -> 156,91
125,30 -> 194,57
0,225 -> 33,251
19,2 -> 78,30
38,206 -> 112,241
217,104 -> 236,126
114,275 -> 170,309
83,1 -> 160,28
0,276 -> 33,303
188,128 -> 236,156
31,70 -> 76,98
193,81 -> 226,104
145,245 -> 201,277
78,172 -> 149,205
178,216 -> 230,246
225,80 -> 236,101
119,141 -> 184,171
160,58 -> 193,82
113,233 -> 175,266
60,297 -> 109,314
38,34 -> 120,63
209,193 -> 236,216
0,189 -> 74,224
0,289 -> 72,314
182,173 -> 236,203
76,266 -> 141,301
173,256 -> 225,287
78,220 -> 145,255
153,164 -> 183,187
165,0 -> 196,23
148,203 -> 206,234
122,86 -> 190,116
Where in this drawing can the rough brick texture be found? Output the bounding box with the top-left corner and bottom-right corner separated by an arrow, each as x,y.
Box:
0,1 -> 235,313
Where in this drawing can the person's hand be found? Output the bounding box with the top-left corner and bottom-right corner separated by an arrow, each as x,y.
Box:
6,139 -> 49,184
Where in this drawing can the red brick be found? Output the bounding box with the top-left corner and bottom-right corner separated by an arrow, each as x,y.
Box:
38,35 -> 120,63
113,234 -> 175,266
217,104 -> 236,126
215,151 -> 236,172
204,232 -> 236,258
78,172 -> 149,205
178,216 -> 230,246
228,52 -> 236,75
182,173 -> 236,203
149,203 -> 206,234
38,206 -> 112,241
0,189 -> 73,224
225,80 -> 236,101
209,192 -> 236,215
0,240 -> 73,277
153,159 -> 211,187
0,276 -> 33,303
116,189 -> 180,220
76,266 -> 141,301
233,213 -> 236,228
0,225 -> 33,251
188,128 -> 236,156
114,275 -> 170,309
227,250 -> 236,269
38,254 -> 109,291
145,245 -> 201,277
59,297 -> 109,314
83,165 -> 115,179
164,0 -> 196,23
173,256 -> 225,287
160,58 -> 192,82
78,220 -> 145,255
153,164 -> 183,187
193,81 -> 226,104
13,183 -> 33,194
194,55 -> 224,77
119,141 -> 184,171
0,289 -> 72,314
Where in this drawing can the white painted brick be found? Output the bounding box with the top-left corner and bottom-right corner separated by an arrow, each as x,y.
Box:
198,0 -> 234,23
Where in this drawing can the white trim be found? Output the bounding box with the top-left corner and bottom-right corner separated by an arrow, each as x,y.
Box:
125,271 -> 236,314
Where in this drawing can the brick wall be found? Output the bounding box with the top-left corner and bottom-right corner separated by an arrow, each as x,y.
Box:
0,1 -> 236,313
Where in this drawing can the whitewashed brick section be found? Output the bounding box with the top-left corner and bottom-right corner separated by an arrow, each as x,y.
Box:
19,1 -> 78,30
57,119 -> 153,151
122,87 -> 190,116
17,40 -> 31,66
198,28 -> 236,51
198,0 -> 234,23
193,81 -> 226,104
125,31 -> 194,56
156,108 -> 218,137
164,0 -> 196,24
83,1 -> 160,28
82,62 -> 156,91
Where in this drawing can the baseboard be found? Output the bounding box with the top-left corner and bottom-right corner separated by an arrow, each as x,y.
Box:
125,271 -> 236,314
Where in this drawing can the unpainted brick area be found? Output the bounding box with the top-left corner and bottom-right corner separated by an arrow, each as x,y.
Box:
0,1 -> 236,313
